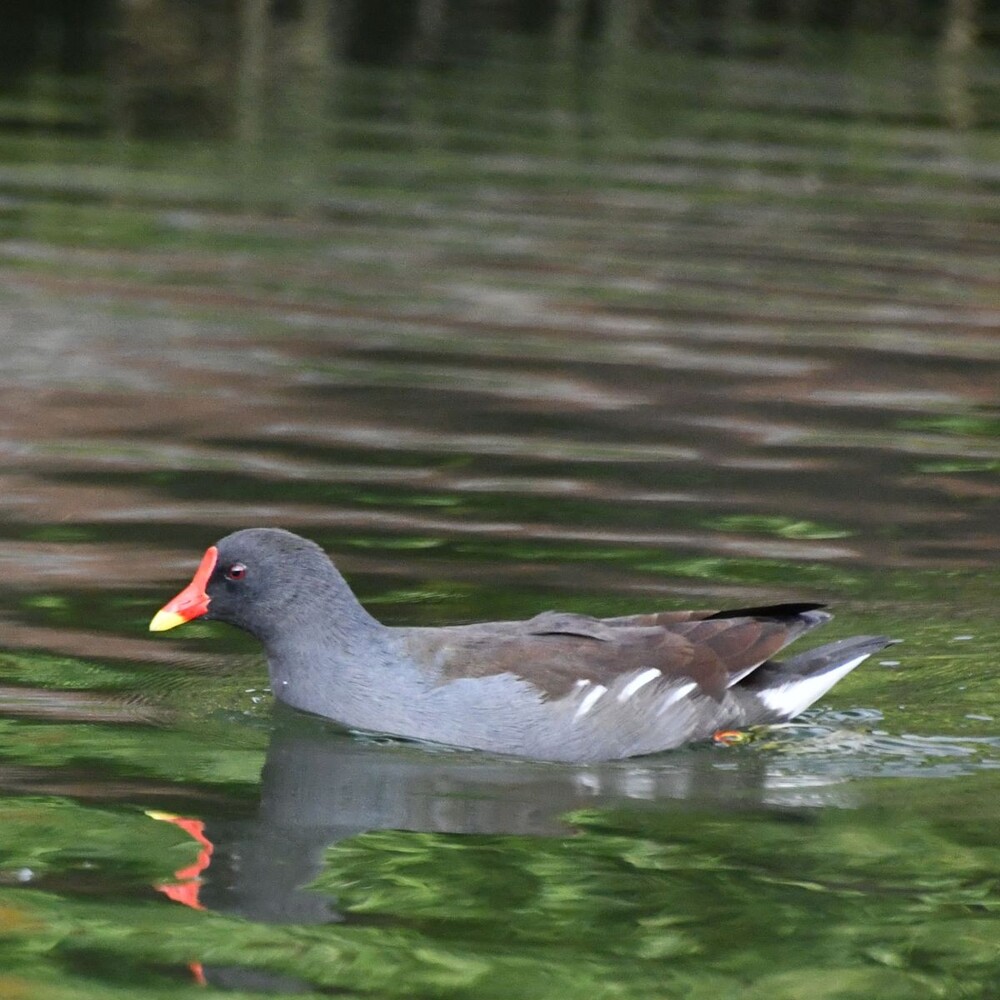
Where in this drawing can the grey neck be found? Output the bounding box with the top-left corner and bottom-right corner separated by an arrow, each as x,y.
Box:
258,578 -> 398,721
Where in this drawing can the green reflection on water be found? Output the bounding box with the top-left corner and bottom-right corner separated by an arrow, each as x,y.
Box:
705,515 -> 853,540
0,570 -> 998,999
0,564 -> 998,1000
2,780 -> 999,999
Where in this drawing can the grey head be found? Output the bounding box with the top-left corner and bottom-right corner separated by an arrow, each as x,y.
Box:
204,528 -> 381,644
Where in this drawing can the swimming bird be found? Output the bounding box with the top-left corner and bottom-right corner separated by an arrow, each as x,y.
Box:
150,528 -> 893,762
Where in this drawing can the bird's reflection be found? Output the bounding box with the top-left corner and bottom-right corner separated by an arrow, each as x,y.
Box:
153,708 -> 848,989
165,709 -> 836,920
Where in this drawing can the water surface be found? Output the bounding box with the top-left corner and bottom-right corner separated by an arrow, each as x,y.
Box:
1,33 -> 999,1000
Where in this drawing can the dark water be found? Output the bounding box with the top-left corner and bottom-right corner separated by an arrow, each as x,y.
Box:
1,35 -> 1000,1000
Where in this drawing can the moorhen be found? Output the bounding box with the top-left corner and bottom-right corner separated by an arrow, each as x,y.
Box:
149,528 -> 894,762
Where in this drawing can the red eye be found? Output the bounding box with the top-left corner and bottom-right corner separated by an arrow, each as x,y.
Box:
225,563 -> 247,581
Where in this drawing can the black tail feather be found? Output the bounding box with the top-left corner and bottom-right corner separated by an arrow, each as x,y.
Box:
707,602 -> 827,621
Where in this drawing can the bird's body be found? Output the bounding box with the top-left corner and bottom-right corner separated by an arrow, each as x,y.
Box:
151,528 -> 894,762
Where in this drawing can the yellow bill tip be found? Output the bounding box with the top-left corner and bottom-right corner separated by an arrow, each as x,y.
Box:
149,609 -> 188,633
144,809 -> 178,821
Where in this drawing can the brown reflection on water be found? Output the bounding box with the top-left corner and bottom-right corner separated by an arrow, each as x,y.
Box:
0,87 -> 997,657
0,277 -> 996,604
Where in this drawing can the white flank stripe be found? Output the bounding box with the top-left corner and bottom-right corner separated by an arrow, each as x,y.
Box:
656,681 -> 698,716
758,654 -> 871,718
575,683 -> 608,720
617,668 -> 662,702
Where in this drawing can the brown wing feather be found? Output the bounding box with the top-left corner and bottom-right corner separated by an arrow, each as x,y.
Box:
404,605 -> 822,702
601,609 -> 718,627
421,628 -> 696,699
